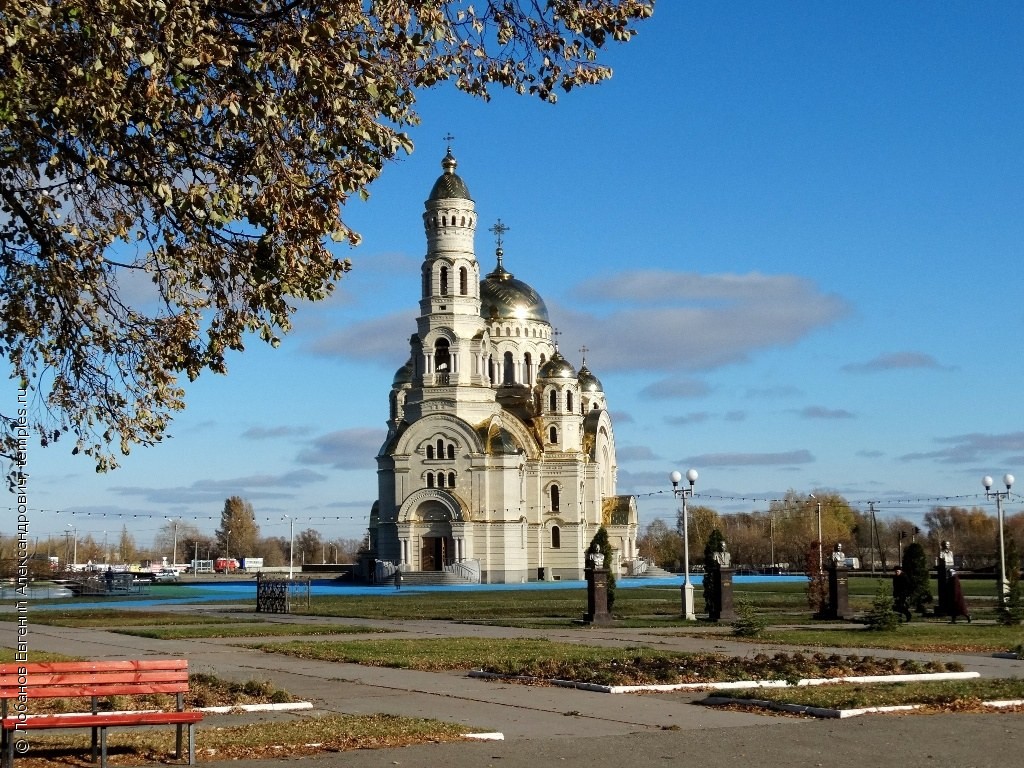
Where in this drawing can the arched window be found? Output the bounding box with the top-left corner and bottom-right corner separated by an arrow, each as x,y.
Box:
460,216 -> 466,226
422,271 -> 429,297
448,472 -> 456,487
524,352 -> 533,385
447,444 -> 455,460
548,389 -> 557,412
436,438 -> 444,456
550,484 -> 560,512
434,339 -> 451,373
426,445 -> 435,460
549,425 -> 558,444
551,526 -> 561,549
437,473 -> 445,488
439,266 -> 449,296
426,473 -> 434,488
566,391 -> 574,412
459,267 -> 468,295
503,351 -> 515,385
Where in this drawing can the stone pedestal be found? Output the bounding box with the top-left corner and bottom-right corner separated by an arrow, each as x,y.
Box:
936,562 -> 950,616
584,567 -> 613,625
824,565 -> 850,619
715,567 -> 737,621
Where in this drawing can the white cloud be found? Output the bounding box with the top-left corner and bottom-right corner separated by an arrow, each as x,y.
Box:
557,271 -> 850,373
843,352 -> 953,373
797,406 -> 856,420
296,428 -> 384,469
683,450 -> 815,467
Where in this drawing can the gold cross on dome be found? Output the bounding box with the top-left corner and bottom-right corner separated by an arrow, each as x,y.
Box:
489,219 -> 510,249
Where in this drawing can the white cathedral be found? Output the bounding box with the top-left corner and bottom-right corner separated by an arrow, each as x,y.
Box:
368,149 -> 637,583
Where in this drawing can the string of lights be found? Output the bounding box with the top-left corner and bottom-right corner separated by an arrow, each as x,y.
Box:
5,489 -> 1019,526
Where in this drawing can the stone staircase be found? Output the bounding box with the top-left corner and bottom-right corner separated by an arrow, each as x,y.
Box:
633,563 -> 677,579
390,570 -> 473,587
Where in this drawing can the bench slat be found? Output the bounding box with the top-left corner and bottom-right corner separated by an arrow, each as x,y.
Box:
3,711 -> 204,730
0,660 -> 188,675
0,682 -> 189,698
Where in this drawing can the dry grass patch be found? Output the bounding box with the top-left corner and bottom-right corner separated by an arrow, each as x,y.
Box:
114,622 -> 384,640
707,678 -> 1024,714
253,638 -> 961,687
11,713 -> 477,766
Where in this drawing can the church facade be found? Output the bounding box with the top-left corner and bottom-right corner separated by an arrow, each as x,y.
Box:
369,150 -> 637,583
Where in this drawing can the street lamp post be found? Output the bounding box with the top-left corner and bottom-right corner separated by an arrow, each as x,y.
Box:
809,494 -> 822,572
983,474 -> 1015,598
171,520 -> 178,570
226,529 -> 231,561
669,469 -> 699,621
66,524 -> 77,570
283,515 -> 295,579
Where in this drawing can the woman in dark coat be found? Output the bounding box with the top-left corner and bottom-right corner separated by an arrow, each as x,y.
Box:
948,570 -> 971,623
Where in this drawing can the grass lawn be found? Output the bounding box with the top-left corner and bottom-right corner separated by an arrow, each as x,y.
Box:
251,637 -> 961,685
12,713 -> 479,767
0,609 -> 250,627
114,622 -> 389,639
706,678 -> 1024,712
708,622 -> 1024,653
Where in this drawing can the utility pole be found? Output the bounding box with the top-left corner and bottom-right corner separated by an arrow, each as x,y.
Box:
868,502 -> 878,576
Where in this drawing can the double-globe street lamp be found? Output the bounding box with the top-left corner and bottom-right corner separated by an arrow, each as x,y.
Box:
669,469 -> 699,621
982,473 -> 1014,598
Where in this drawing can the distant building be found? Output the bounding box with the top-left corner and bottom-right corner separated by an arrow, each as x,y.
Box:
370,149 -> 636,583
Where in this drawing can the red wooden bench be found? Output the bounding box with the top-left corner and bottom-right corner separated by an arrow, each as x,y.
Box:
0,659 -> 202,767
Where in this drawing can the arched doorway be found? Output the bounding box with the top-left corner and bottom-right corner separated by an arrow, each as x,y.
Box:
414,500 -> 454,571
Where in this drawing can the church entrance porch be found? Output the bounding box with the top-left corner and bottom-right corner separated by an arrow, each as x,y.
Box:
420,536 -> 452,571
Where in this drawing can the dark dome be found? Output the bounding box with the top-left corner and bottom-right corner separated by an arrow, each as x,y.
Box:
480,256 -> 549,322
488,427 -> 521,456
577,364 -> 603,393
539,350 -> 576,380
392,358 -> 414,387
427,149 -> 472,201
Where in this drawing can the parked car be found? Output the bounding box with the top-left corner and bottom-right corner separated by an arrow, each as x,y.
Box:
152,568 -> 179,583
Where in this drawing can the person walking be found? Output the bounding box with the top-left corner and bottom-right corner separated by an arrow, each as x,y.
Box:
947,570 -> 971,623
892,565 -> 912,622
394,569 -> 402,591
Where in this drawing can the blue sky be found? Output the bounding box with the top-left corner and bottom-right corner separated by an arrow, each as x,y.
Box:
7,2 -> 1024,553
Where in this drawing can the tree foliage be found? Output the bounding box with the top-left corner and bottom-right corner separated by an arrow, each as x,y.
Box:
0,0 -> 654,478
701,527 -> 725,618
923,506 -> 999,568
999,536 -> 1022,626
901,541 -> 932,614
864,583 -> 899,632
636,518 -> 680,570
216,495 -> 260,558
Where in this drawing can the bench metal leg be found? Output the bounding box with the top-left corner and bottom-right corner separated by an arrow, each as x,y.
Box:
99,727 -> 107,768
175,722 -> 183,758
188,722 -> 196,765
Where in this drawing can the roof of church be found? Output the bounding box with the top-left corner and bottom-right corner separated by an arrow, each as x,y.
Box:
602,495 -> 636,526
538,349 -> 576,379
393,358 -> 413,387
577,364 -> 603,393
480,251 -> 550,323
427,149 -> 472,201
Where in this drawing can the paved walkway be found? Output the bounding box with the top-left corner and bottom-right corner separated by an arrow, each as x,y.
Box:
2,606 -> 1022,767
